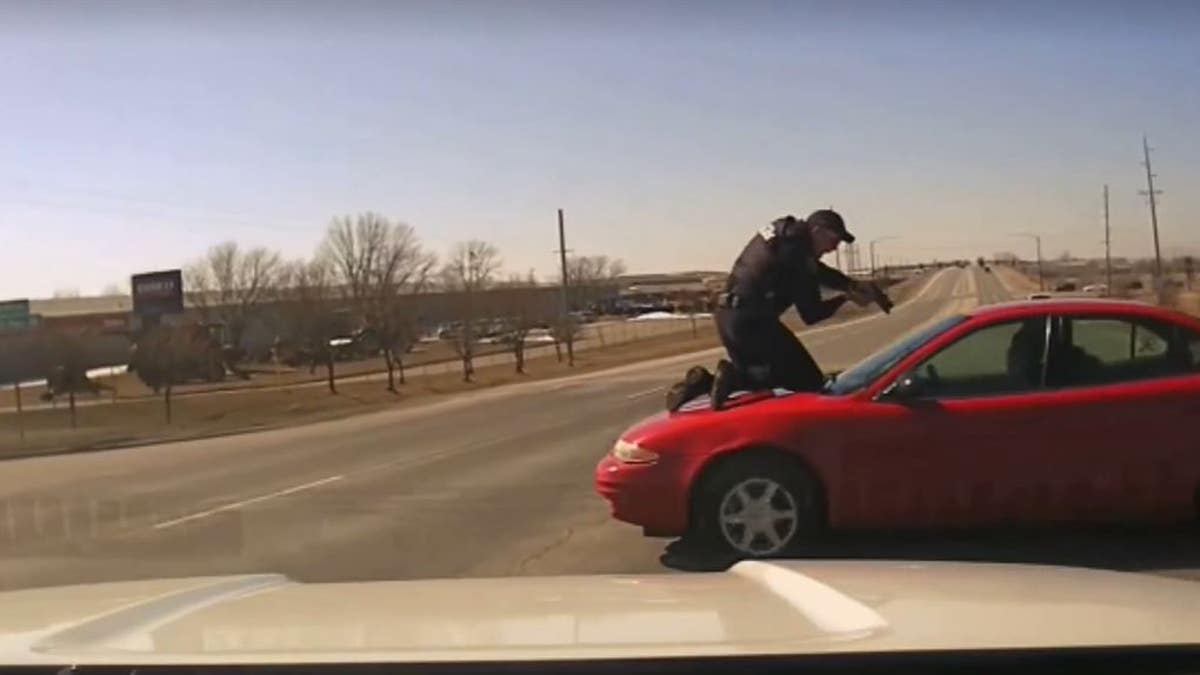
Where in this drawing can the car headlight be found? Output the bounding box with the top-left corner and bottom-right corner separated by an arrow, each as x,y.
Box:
612,439 -> 659,464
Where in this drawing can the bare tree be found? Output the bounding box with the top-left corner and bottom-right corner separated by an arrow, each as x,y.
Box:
320,213 -> 435,392
496,272 -> 547,374
552,315 -> 581,364
440,240 -> 501,382
129,324 -> 212,424
565,255 -> 628,291
380,316 -> 420,387
35,328 -> 94,428
553,254 -> 626,365
185,241 -> 283,353
278,258 -> 345,394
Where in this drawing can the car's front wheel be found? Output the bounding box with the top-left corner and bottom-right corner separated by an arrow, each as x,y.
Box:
693,454 -> 822,558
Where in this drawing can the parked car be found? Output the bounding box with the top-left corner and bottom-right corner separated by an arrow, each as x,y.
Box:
596,299 -> 1200,558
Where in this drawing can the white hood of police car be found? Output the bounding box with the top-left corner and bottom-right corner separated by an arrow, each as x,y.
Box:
3,560 -> 1199,665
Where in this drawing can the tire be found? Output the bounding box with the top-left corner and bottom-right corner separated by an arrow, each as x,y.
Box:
692,454 -> 822,558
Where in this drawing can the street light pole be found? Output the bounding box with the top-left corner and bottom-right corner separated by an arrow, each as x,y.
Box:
869,236 -> 899,279
1012,232 -> 1044,291
1103,184 -> 1112,296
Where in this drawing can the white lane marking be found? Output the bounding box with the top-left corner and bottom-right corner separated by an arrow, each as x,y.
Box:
624,386 -> 664,400
152,475 -> 345,529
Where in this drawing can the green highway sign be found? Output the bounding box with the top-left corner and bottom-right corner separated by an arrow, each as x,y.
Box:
0,299 -> 31,332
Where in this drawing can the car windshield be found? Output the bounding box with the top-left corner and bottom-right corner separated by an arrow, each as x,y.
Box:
824,315 -> 966,395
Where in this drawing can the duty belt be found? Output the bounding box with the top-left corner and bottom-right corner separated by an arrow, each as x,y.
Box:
718,292 -> 771,312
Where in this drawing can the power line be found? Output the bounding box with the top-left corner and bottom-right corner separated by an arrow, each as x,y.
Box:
1,172 -> 321,234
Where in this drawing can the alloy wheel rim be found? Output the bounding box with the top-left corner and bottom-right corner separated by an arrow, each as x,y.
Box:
718,477 -> 799,556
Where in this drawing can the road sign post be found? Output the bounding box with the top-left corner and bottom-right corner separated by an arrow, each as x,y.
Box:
131,270 -> 184,319
14,380 -> 24,443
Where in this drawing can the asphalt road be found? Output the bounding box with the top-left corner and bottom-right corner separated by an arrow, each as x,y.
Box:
3,266 -> 1199,592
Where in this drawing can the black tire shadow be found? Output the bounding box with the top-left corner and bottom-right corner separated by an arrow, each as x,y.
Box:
660,523 -> 1200,576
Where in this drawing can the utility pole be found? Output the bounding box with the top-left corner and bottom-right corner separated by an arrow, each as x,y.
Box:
1140,135 -> 1164,281
1012,232 -> 1044,291
1033,235 -> 1044,291
556,208 -> 574,367
1103,184 -> 1112,296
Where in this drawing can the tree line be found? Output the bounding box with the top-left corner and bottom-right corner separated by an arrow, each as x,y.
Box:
121,212 -> 626,416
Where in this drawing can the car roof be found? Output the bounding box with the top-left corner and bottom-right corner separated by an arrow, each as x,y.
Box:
966,298 -> 1200,326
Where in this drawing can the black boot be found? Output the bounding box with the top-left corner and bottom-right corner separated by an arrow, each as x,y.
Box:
711,359 -> 740,411
666,366 -> 714,412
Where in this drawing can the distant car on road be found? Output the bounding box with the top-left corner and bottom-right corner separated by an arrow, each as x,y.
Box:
524,328 -> 557,344
597,299 -> 1200,558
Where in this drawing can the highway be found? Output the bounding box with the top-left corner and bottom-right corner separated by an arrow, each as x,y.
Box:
3,266 -> 1199,591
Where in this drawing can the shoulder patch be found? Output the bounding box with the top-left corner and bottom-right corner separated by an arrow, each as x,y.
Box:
758,223 -> 777,241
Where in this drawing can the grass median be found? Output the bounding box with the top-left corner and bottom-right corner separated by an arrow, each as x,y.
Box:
0,325 -> 726,459
0,275 -> 928,460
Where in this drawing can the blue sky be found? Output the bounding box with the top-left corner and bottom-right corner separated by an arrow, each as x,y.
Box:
2,0 -> 1198,298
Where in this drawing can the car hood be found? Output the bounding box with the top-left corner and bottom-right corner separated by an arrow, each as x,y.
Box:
622,391 -> 833,447
2,561 -> 1198,665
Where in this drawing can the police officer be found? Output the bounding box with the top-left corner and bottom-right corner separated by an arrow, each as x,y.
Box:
666,209 -> 892,411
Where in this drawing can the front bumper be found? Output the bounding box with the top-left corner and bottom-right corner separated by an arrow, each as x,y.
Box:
594,453 -> 689,537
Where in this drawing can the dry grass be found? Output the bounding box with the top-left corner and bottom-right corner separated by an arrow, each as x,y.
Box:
992,266 -> 1041,296
0,326 -> 724,459
0,340 -> 507,409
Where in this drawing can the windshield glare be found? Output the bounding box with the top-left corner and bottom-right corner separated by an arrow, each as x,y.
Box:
825,315 -> 966,395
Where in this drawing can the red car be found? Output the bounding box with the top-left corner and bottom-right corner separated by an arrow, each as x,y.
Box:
596,299 -> 1200,558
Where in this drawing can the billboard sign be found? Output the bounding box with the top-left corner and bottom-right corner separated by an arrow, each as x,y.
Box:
131,269 -> 184,316
0,299 -> 31,332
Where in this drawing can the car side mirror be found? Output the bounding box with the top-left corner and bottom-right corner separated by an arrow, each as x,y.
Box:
882,371 -> 925,402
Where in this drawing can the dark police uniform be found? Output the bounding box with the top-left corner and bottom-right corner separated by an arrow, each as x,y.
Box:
716,215 -> 854,392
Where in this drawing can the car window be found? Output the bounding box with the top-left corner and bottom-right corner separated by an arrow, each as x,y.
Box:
1069,318 -> 1161,364
910,317 -> 1048,399
825,315 -> 966,395
1052,317 -> 1194,387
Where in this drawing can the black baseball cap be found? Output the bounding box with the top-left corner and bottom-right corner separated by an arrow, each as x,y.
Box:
807,209 -> 855,244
